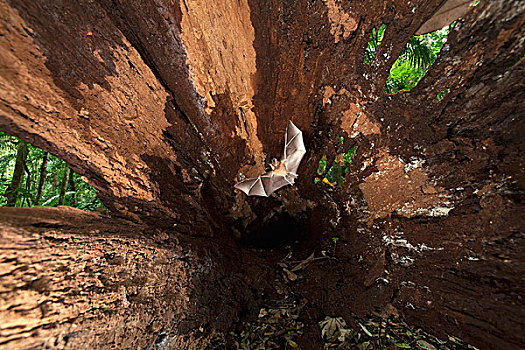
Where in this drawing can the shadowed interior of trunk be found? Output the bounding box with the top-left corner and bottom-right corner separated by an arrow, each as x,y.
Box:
240,212 -> 311,248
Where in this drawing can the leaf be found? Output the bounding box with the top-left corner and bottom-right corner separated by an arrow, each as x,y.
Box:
317,155 -> 327,175
360,341 -> 370,350
417,340 -> 437,350
283,268 -> 297,281
258,308 -> 268,318
338,328 -> 353,342
288,339 -> 299,348
397,343 -> 411,348
319,316 -> 346,341
364,24 -> 387,64
358,322 -> 373,337
343,145 -> 357,163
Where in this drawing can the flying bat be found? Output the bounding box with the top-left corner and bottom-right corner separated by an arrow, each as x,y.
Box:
235,120 -> 306,196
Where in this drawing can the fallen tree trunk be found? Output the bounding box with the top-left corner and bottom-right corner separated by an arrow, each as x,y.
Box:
0,0 -> 523,348
0,207 -> 263,349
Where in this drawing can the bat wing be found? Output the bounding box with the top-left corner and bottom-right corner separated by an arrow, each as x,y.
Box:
234,174 -> 273,196
234,121 -> 305,196
283,121 -> 306,174
269,174 -> 293,193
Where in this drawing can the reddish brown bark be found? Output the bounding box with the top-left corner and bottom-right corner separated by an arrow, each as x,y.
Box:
0,0 -> 523,349
0,207 -> 261,349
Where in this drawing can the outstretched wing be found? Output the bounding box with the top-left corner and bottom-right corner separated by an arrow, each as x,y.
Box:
283,121 -> 306,174
234,174 -> 273,196
269,173 -> 296,193
234,121 -> 305,197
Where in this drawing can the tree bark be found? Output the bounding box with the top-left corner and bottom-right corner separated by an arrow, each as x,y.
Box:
22,163 -> 31,207
4,141 -> 28,206
0,207 -> 258,349
0,0 -> 523,349
68,168 -> 76,206
34,152 -> 48,205
57,166 -> 69,205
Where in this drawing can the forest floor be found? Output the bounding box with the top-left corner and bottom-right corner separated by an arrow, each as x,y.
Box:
206,240 -> 481,350
210,249 -> 480,350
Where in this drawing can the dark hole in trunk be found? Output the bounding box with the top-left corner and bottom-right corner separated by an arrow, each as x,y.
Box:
239,212 -> 310,249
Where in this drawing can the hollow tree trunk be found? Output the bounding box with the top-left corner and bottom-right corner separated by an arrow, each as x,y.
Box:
0,207 -> 258,349
0,0 -> 523,349
4,140 -> 27,206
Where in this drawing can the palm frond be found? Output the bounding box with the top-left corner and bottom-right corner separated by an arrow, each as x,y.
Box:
364,24 -> 387,64
400,37 -> 436,69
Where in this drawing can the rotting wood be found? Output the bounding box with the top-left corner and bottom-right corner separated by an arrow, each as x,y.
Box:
0,0 -> 523,349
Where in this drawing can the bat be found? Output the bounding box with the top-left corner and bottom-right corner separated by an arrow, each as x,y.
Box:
235,121 -> 306,196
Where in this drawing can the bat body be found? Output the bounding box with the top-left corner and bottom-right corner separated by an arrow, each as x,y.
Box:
235,121 -> 306,196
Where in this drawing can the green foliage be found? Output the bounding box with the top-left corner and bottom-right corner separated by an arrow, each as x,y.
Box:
401,37 -> 436,69
317,155 -> 327,176
342,145 -> 357,164
362,22 -> 450,94
325,145 -> 357,186
331,237 -> 339,252
385,26 -> 450,94
316,142 -> 357,187
437,87 -> 450,101
364,24 -> 387,64
0,131 -> 104,211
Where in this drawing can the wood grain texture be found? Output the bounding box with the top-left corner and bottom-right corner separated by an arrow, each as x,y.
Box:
0,207 -> 260,349
0,0 -> 523,348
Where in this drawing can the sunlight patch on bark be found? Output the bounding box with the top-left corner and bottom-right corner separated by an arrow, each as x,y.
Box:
359,151 -> 452,221
340,103 -> 381,137
323,0 -> 358,43
179,0 -> 265,168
